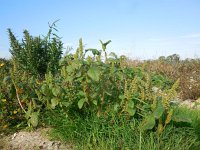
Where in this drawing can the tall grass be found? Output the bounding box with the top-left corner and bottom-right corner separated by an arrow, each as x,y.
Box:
42,106 -> 200,150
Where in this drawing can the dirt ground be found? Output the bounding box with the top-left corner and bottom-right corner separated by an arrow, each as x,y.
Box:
0,128 -> 72,150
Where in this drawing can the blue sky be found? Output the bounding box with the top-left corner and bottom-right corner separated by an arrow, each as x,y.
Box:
1,0 -> 200,59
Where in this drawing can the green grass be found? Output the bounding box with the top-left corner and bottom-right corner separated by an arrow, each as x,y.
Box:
41,107 -> 200,150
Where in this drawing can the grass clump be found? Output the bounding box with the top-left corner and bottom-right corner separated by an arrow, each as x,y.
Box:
44,108 -> 200,150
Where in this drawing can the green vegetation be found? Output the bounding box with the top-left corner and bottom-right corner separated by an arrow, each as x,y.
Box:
1,23 -> 200,149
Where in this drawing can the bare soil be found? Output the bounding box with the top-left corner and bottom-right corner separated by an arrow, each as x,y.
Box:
0,128 -> 72,150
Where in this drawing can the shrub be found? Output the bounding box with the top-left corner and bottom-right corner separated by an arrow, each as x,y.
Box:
8,21 -> 63,78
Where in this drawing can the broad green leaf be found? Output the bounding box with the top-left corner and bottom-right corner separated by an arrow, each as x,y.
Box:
153,97 -> 165,119
78,99 -> 85,109
87,66 -> 100,82
85,49 -> 101,56
142,115 -> 156,130
92,100 -> 97,106
41,84 -> 48,95
119,95 -> 125,100
51,98 -> 59,109
172,114 -> 192,123
52,87 -> 61,97
128,100 -> 135,108
77,91 -> 85,97
30,112 -> 39,127
126,108 -> 136,116
62,102 -> 70,108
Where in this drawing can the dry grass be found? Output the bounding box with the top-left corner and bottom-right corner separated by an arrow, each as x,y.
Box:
127,56 -> 200,100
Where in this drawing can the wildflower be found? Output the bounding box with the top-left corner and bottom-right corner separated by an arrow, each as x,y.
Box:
3,124 -> 8,129
1,99 -> 7,102
13,110 -> 18,114
0,63 -> 4,67
16,88 -> 23,94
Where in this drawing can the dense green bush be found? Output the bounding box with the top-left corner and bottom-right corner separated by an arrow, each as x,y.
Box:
29,39 -> 188,133
8,21 -> 63,77
0,26 -> 192,135
0,58 -> 25,128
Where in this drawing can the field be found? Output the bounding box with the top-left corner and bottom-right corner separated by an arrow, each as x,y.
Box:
0,24 -> 200,149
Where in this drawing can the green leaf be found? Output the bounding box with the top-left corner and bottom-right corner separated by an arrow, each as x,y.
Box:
100,40 -> 111,51
66,65 -> 74,73
41,84 -> 48,95
105,91 -> 112,96
153,97 -> 165,119
85,49 -> 101,56
142,115 -> 156,130
92,100 -> 97,106
51,98 -> 59,109
87,66 -> 100,82
32,98 -> 37,109
25,102 -> 32,119
109,52 -> 118,59
77,91 -> 85,97
78,99 -> 85,109
119,95 -> 125,100
172,114 -> 192,123
128,100 -> 135,108
126,108 -> 136,116
52,87 -> 61,97
62,102 -> 70,108
25,110 -> 31,120
30,112 -> 39,127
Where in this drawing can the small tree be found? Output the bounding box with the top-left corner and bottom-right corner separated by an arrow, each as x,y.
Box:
8,21 -> 63,77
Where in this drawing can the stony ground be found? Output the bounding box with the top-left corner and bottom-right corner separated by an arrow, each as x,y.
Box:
175,98 -> 200,109
0,128 -> 72,150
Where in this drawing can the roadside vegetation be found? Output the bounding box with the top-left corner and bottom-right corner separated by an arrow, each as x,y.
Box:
1,22 -> 200,149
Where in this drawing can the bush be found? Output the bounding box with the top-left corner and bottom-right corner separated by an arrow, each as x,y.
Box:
8,21 -> 63,77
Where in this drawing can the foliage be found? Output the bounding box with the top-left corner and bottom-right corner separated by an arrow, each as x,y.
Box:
1,36 -> 192,133
8,21 -> 63,77
0,58 -> 25,128
28,39 -> 191,134
1,25 -> 200,149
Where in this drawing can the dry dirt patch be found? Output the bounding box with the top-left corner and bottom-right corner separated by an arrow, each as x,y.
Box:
0,128 -> 72,150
